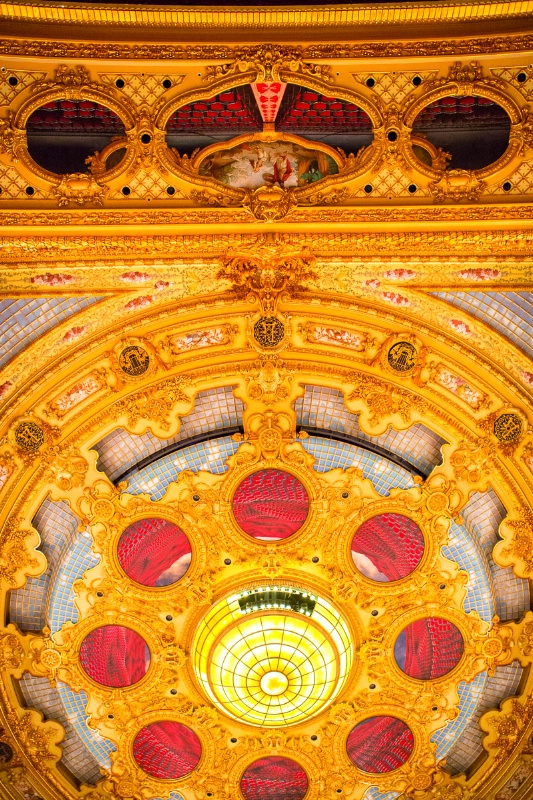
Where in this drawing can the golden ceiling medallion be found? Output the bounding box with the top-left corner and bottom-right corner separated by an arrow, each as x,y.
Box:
494,412 -> 524,443
253,316 -> 285,349
13,421 -> 44,452
387,341 -> 418,373
118,345 -> 151,378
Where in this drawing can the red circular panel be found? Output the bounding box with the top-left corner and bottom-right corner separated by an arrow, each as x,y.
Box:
79,626 -> 150,688
351,513 -> 424,581
133,721 -> 201,779
117,518 -> 191,587
394,617 -> 464,679
241,756 -> 308,800
346,717 -> 414,773
232,470 -> 309,540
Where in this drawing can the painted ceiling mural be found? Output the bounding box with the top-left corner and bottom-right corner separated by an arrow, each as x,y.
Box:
0,4 -> 533,800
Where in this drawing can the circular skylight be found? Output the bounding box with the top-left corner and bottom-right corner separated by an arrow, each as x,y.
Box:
192,586 -> 352,727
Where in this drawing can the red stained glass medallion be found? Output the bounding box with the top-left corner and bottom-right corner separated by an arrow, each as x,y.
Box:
232,470 -> 309,540
240,756 -> 308,800
117,517 -> 192,587
346,716 -> 414,773
394,617 -> 464,680
133,721 -> 201,779
351,513 -> 424,581
79,626 -> 150,688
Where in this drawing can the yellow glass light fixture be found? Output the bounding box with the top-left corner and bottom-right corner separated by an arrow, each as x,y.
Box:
192,587 -> 353,727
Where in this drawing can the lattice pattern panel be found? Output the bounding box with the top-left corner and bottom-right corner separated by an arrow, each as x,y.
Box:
0,166 -> 46,200
431,671 -> 488,759
110,168 -> 185,200
19,675 -> 107,784
491,67 -> 533,100
0,70 -> 46,104
433,292 -> 533,361
0,298 -> 101,369
352,72 -> 437,105
100,73 -> 184,106
48,533 -> 99,633
442,520 -> 494,623
486,161 -> 533,195
352,166 -> 428,198
294,385 -> 446,475
462,490 -> 530,622
10,499 -> 79,631
301,436 -> 415,495
126,436 -> 240,500
95,386 -> 243,481
443,662 -> 523,774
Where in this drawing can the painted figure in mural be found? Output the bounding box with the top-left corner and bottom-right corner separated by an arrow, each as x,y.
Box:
271,152 -> 293,187
199,140 -> 339,190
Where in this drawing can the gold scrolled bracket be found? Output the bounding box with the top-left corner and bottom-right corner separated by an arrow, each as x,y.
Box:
52,172 -> 108,208
445,438 -> 496,497
216,235 -> 317,316
494,508 -> 533,580
239,354 -> 296,407
480,612 -> 533,672
203,45 -> 334,88
0,626 -> 41,679
112,375 -> 194,437
6,708 -> 64,769
0,517 -> 47,592
480,695 -> 533,766
0,112 -> 24,162
343,370 -> 428,435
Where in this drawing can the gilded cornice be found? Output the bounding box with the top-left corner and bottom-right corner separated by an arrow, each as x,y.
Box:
2,34 -> 533,60
1,0 -> 533,30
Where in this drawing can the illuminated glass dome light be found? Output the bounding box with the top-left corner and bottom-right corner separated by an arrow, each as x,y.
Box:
192,587 -> 352,727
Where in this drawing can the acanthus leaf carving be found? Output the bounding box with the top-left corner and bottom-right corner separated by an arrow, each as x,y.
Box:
113,376 -> 192,432
217,235 -> 317,314
345,371 -> 428,427
204,45 -> 332,84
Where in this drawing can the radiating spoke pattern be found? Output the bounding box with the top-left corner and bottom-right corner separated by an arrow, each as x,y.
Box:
346,716 -> 414,773
232,469 -> 309,539
240,756 -> 308,800
394,617 -> 464,680
133,721 -> 201,779
192,590 -> 352,727
117,517 -> 191,587
79,626 -> 150,688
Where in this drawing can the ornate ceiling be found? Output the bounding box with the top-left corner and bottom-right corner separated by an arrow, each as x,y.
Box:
0,4 -> 533,800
